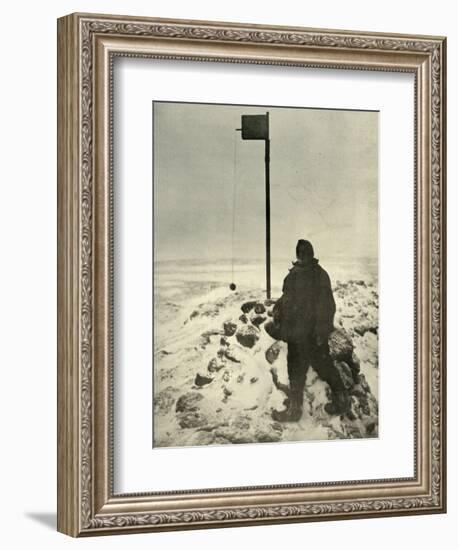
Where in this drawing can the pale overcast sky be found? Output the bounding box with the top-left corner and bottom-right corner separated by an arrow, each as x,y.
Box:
153,102 -> 378,262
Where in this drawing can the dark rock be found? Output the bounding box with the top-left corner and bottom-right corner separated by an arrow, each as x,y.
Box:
220,337 -> 229,346
360,398 -> 371,416
267,309 -> 273,317
239,314 -> 248,324
223,321 -> 237,337
235,325 -> 260,348
348,352 -> 361,376
194,373 -> 214,387
328,328 -> 353,360
222,371 -> 231,382
351,384 -> 365,397
344,424 -> 365,438
356,373 -> 371,393
237,374 -> 245,383
223,347 -> 241,363
207,357 -> 225,373
349,390 -> 378,423
270,421 -> 284,434
222,387 -> 232,401
175,391 -> 204,413
254,303 -> 266,314
153,387 -> 177,415
334,361 -> 354,390
354,324 -> 377,337
178,412 -> 207,429
264,299 -> 276,307
241,300 -> 257,314
251,315 -> 267,327
366,421 -> 376,435
250,377 -> 258,384
265,342 -> 282,364
190,310 -> 199,320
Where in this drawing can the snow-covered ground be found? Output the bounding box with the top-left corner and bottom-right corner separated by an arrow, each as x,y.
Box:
153,258 -> 378,448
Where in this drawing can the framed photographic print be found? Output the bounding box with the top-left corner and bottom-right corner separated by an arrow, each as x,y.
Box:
151,100 -> 379,448
57,13 -> 446,536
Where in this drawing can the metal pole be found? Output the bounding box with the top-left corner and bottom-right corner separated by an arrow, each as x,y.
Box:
265,113 -> 271,299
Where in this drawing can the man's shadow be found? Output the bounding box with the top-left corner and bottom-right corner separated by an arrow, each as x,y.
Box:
25,512 -> 56,530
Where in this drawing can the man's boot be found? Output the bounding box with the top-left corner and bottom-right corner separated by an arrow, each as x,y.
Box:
324,390 -> 355,420
272,394 -> 303,422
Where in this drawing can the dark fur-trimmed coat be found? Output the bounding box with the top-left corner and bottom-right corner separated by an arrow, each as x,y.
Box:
273,258 -> 336,344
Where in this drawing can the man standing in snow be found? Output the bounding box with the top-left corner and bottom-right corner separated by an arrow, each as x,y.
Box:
270,239 -> 351,422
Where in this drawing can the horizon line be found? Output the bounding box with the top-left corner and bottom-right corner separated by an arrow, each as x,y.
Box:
154,255 -> 378,262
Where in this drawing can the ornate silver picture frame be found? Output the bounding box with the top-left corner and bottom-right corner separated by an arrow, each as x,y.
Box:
57,12 -> 446,536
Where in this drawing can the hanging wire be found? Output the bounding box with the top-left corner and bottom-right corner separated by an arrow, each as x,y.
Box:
230,130 -> 238,290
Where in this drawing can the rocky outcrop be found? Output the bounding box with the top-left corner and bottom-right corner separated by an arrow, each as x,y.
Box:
175,391 -> 203,413
156,280 -> 378,448
154,386 -> 178,415
194,373 -> 214,387
265,342 -> 282,364
333,361 -> 354,390
329,328 -> 353,360
241,301 -> 257,314
326,328 -> 362,386
251,315 -> 267,328
223,321 -> 237,336
222,347 -> 242,363
175,392 -> 208,428
235,325 -> 260,348
207,357 -> 225,372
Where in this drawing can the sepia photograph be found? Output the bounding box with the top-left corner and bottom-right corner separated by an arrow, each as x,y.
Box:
152,101 -> 379,448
